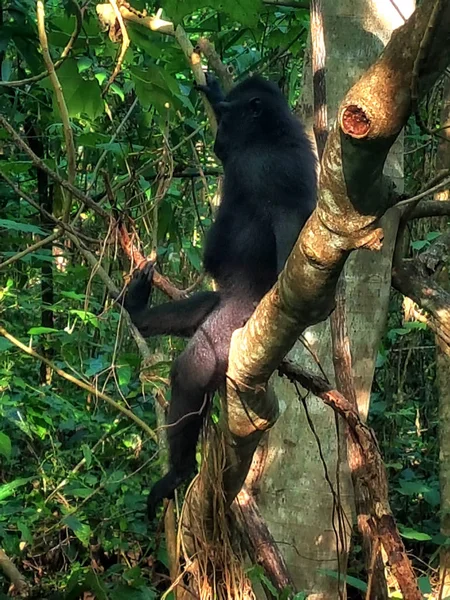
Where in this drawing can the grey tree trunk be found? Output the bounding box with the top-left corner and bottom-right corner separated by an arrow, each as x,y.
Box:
435,76 -> 450,599
257,1 -> 414,597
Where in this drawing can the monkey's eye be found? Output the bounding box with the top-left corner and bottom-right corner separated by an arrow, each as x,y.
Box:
248,97 -> 262,117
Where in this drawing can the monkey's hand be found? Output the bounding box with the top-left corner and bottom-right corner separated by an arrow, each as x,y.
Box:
124,261 -> 154,316
194,72 -> 225,105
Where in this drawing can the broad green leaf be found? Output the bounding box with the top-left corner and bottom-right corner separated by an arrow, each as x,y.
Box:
70,309 -> 100,328
117,364 -> 132,387
0,432 -> 11,459
411,239 -> 428,250
184,245 -> 202,272
0,219 -> 47,235
28,327 -> 59,335
63,515 -> 92,547
0,477 -> 31,501
399,526 -> 432,541
49,59 -> 103,120
85,357 -> 106,376
418,577 -> 432,593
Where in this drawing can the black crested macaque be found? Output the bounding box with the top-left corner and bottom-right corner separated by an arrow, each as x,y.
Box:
124,74 -> 317,519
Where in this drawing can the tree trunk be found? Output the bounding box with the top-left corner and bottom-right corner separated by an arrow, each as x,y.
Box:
435,76 -> 450,599
257,1 -> 414,597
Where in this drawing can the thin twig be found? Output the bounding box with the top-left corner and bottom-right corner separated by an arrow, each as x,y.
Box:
0,115 -> 109,219
36,0 -> 76,220
0,4 -> 84,88
104,0 -> 131,94
396,175 -> 450,217
0,325 -> 157,442
0,231 -> 61,270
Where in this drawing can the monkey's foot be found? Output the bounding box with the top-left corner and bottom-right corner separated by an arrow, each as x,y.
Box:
124,261 -> 154,314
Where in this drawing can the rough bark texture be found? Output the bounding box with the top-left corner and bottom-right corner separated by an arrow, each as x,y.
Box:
259,1 -> 414,596
182,2 -> 450,596
433,75 -> 450,598
330,277 -> 389,599
278,362 -> 422,599
392,260 -> 450,347
234,487 -> 296,594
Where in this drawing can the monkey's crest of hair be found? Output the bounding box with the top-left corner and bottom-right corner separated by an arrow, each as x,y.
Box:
227,75 -> 284,102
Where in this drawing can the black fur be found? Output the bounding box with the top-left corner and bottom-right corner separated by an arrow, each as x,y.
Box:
124,74 -> 317,519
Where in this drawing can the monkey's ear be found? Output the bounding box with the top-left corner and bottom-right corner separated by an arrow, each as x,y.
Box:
249,97 -> 262,117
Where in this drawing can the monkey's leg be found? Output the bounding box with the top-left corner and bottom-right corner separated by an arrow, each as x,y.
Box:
147,333 -> 220,520
130,292 -> 220,338
124,263 -> 220,338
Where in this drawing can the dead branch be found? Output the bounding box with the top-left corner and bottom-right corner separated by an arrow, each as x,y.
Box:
279,361 -> 421,600
233,487 -> 296,595
392,259 -> 450,347
0,549 -> 30,597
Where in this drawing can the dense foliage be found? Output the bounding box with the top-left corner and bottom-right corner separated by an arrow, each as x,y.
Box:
0,0 -> 311,597
0,0 -> 447,597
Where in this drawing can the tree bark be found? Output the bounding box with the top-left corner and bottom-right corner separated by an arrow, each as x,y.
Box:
183,2 -> 450,598
258,1 -> 413,596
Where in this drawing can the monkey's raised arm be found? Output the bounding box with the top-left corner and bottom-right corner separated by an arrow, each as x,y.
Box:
124,264 -> 220,338
195,73 -> 226,120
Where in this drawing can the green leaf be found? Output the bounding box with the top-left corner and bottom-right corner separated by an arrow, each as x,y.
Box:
398,480 -> 431,496
0,337 -> 14,352
418,577 -> 432,593
184,245 -> 202,272
85,357 -> 106,376
162,0 -> 263,27
399,526 -> 432,541
70,309 -> 100,328
0,219 -> 47,235
82,445 -> 93,469
61,290 -> 86,301
318,569 -> 367,592
47,59 -> 103,120
17,521 -> 33,545
0,161 -> 33,175
411,239 -> 428,251
0,432 -> 11,459
117,364 -> 132,387
0,477 -> 32,501
111,585 -> 157,600
28,327 -> 59,335
63,515 -> 92,547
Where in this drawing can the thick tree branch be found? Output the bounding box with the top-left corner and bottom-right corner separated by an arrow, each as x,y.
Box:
187,0 -> 450,562
392,260 -> 450,347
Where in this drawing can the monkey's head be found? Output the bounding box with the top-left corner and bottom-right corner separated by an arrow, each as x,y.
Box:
214,76 -> 291,162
